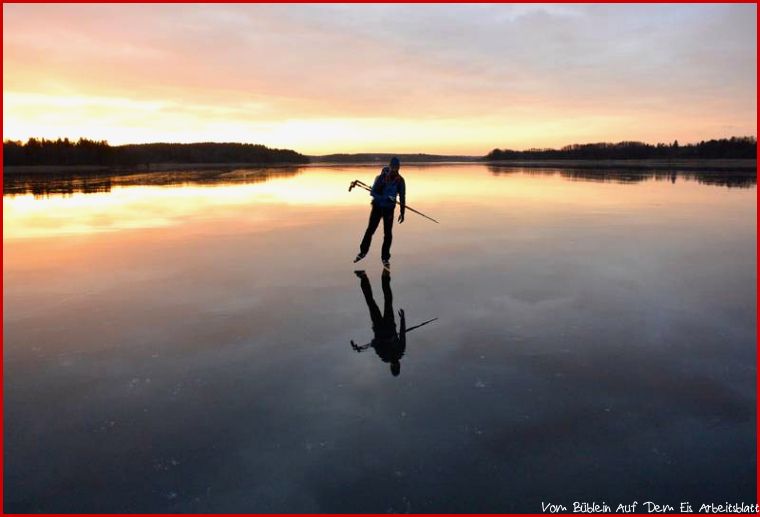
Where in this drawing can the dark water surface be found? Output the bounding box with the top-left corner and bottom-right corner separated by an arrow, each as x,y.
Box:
3,165 -> 756,512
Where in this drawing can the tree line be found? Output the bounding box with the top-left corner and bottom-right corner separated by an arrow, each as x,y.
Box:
2,138 -> 309,167
4,136 -> 756,166
485,137 -> 757,161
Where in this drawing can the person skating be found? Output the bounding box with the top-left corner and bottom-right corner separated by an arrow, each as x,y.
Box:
354,156 -> 405,269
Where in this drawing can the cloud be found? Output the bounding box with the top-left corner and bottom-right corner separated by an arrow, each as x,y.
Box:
3,3 -> 756,152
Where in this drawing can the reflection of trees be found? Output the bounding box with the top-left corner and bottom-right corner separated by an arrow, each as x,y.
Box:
487,166 -> 757,189
2,168 -> 305,199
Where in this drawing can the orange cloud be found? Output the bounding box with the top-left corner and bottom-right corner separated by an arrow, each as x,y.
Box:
3,4 -> 756,154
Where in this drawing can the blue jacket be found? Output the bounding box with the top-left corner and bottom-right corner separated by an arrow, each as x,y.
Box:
370,167 -> 406,213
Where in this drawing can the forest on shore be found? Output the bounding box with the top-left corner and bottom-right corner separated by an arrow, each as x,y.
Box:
2,139 -> 309,167
2,136 -> 756,168
485,137 -> 757,161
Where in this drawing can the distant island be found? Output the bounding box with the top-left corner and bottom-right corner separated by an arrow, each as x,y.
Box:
2,136 -> 756,173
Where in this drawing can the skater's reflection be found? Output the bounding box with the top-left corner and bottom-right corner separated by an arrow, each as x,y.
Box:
351,269 -> 437,377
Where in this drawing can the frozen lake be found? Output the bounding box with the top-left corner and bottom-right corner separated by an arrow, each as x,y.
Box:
3,164 -> 757,512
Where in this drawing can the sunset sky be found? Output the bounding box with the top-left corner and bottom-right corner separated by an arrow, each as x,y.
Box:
3,3 -> 757,155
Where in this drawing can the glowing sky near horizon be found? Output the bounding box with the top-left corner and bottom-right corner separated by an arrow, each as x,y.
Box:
3,3 -> 757,155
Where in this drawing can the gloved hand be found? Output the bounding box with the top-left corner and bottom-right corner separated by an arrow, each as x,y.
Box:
398,212 -> 405,224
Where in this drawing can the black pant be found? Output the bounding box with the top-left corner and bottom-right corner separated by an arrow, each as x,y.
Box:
359,204 -> 394,261
359,272 -> 395,332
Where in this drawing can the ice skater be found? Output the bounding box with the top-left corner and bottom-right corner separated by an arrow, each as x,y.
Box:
353,156 -> 406,269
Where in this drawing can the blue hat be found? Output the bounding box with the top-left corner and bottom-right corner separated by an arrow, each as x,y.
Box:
390,156 -> 400,168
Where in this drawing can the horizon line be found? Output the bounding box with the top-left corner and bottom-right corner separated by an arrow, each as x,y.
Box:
3,134 -> 757,157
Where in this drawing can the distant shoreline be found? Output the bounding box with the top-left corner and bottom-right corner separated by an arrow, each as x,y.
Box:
3,158 -> 756,175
